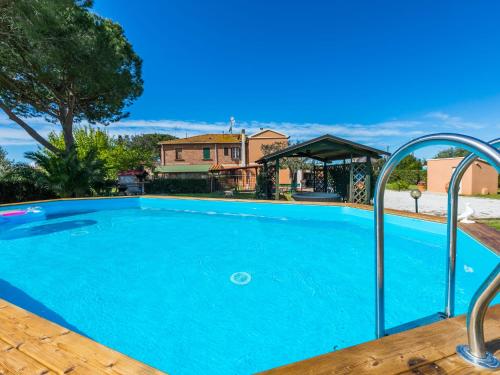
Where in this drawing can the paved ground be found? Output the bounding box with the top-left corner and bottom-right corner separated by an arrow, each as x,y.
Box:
384,190 -> 500,219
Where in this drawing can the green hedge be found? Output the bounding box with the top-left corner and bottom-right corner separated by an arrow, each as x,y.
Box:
145,178 -> 211,194
0,181 -> 55,204
388,170 -> 426,185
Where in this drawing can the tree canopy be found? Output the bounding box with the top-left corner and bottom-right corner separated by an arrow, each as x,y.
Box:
46,127 -> 176,178
434,147 -> 470,159
117,133 -> 177,167
25,127 -> 176,197
395,154 -> 423,171
0,146 -> 9,171
0,0 -> 143,154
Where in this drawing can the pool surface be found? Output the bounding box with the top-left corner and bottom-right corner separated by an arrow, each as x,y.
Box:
0,198 -> 498,374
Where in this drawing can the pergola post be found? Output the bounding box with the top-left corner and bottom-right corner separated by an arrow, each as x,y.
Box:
312,164 -> 316,191
365,157 -> 372,204
275,158 -> 280,200
323,161 -> 328,192
348,154 -> 354,203
263,162 -> 269,198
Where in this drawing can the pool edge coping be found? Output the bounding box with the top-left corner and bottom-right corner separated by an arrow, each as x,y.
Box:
0,298 -> 167,374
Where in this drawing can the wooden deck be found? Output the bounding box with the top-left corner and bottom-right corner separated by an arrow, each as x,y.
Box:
0,298 -> 166,375
259,304 -> 500,375
460,223 -> 500,254
1,298 -> 497,375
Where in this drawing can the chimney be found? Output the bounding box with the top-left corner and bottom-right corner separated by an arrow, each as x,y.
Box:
241,129 -> 247,166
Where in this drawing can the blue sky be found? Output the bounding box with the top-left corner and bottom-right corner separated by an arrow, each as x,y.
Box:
2,0 -> 500,160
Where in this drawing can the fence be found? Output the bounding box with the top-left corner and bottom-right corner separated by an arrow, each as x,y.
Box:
211,174 -> 257,192
145,174 -> 257,194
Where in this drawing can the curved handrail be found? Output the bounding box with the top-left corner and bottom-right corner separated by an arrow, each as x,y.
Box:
445,138 -> 500,318
374,133 -> 500,338
456,264 -> 500,369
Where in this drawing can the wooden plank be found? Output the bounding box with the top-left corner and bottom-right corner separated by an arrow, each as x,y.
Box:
398,353 -> 499,375
460,223 -> 500,255
0,364 -> 16,375
398,309 -> 500,375
0,308 -> 94,374
258,304 -> 500,375
0,338 -> 54,375
51,332 -> 166,375
0,328 -> 106,374
0,299 -> 166,375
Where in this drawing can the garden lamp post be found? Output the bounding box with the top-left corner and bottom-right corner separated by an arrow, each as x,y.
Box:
410,189 -> 422,213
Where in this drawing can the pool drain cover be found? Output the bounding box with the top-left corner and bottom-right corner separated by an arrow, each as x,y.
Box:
230,272 -> 251,285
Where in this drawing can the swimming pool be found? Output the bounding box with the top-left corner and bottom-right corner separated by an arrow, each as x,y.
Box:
0,197 -> 498,374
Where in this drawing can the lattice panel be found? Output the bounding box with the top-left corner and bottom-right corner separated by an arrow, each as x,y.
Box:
328,164 -> 350,199
351,162 -> 369,204
313,166 -> 325,192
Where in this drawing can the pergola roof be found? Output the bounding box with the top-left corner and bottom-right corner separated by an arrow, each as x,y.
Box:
256,134 -> 390,163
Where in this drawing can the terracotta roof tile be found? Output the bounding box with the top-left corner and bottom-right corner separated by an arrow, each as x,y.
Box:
159,134 -> 241,145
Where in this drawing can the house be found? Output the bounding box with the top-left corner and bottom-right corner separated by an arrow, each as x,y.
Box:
427,157 -> 498,195
155,129 -> 291,190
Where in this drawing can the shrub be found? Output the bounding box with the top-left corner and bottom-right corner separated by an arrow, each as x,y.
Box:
145,178 -> 211,194
0,163 -> 55,203
388,169 -> 426,187
387,180 -> 410,191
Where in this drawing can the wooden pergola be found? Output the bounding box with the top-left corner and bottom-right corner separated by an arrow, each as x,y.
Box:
256,134 -> 390,203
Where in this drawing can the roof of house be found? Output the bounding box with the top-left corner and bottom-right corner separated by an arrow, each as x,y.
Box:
155,164 -> 212,173
159,134 -> 241,145
256,134 -> 390,163
209,163 -> 261,172
249,129 -> 289,138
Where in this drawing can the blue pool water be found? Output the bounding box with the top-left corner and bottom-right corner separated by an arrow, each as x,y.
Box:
0,197 -> 498,374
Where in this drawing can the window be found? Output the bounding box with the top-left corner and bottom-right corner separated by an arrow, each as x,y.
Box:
175,148 -> 183,160
224,147 -> 229,156
203,147 -> 211,160
231,147 -> 241,160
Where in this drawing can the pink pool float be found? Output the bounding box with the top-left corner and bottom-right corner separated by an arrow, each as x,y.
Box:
0,207 -> 44,223
1,210 -> 28,217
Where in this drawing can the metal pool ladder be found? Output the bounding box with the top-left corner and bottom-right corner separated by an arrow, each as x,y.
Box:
373,133 -> 500,369
456,263 -> 500,369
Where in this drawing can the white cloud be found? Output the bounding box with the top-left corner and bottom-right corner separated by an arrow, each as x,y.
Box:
0,111 -> 496,157
425,111 -> 486,130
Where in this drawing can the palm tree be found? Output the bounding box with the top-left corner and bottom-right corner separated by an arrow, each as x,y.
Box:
25,148 -> 108,198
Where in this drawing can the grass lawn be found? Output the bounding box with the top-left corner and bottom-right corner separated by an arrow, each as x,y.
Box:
161,192 -> 258,200
478,219 -> 500,231
470,193 -> 500,199
386,183 -> 419,191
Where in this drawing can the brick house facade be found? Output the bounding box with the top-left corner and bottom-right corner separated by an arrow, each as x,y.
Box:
156,129 -> 290,189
